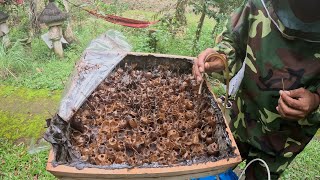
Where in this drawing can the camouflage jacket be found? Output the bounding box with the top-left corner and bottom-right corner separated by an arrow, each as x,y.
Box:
214,0 -> 320,159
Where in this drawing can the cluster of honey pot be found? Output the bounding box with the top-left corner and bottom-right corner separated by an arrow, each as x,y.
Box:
71,65 -> 220,166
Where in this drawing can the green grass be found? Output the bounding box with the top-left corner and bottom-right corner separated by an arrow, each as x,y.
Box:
0,39 -> 83,90
0,139 -> 55,180
281,140 -> 320,179
236,140 -> 320,179
1,10 -> 216,90
0,42 -> 33,78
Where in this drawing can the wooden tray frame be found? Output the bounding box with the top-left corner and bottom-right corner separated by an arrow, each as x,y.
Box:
46,52 -> 242,180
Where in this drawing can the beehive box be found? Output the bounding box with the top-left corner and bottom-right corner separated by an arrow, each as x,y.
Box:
46,52 -> 241,180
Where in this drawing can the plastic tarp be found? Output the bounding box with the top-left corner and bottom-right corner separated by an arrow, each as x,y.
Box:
58,30 -> 132,122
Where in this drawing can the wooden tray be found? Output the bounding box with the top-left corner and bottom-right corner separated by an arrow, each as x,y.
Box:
46,52 -> 241,180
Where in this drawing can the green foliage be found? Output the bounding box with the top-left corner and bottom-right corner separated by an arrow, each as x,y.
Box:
2,3 -> 32,39
190,0 -> 243,18
127,12 -> 215,56
93,0 -> 129,16
189,0 -> 244,52
0,139 -> 55,180
0,2 -> 218,89
0,10 -> 217,90
0,38 -> 81,90
174,0 -> 188,26
0,42 -> 33,78
190,0 -> 220,19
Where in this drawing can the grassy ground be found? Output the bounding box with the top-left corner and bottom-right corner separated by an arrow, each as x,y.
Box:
0,5 -> 319,180
0,139 -> 55,180
1,11 -> 215,90
281,140 -> 320,179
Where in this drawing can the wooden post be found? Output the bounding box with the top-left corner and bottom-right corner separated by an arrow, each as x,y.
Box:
62,0 -> 77,43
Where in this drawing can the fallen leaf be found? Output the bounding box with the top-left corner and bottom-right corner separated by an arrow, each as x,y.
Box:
36,68 -> 43,73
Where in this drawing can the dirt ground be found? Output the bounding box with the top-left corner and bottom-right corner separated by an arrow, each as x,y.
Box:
105,0 -> 176,11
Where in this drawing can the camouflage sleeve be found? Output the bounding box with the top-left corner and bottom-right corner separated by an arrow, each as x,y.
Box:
305,106 -> 320,125
304,86 -> 320,125
213,1 -> 250,78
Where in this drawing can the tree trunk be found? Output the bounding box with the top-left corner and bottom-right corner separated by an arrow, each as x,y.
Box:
192,3 -> 206,56
28,0 -> 41,38
211,17 -> 220,46
62,0 -> 77,44
175,0 -> 188,26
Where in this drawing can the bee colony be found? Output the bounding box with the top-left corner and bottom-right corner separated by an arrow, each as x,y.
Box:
46,53 -> 240,179
70,64 -> 221,167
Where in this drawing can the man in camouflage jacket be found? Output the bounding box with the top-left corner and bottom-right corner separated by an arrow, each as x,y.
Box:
193,0 -> 320,179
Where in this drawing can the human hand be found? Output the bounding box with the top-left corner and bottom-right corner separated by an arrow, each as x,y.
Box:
192,48 -> 226,83
276,88 -> 320,120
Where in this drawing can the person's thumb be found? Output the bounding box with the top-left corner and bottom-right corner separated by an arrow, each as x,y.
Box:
204,58 -> 225,73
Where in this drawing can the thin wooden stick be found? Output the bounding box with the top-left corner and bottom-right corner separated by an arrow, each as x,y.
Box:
198,73 -> 205,95
198,54 -> 224,95
281,78 -> 285,91
5,68 -> 18,80
197,53 -> 229,114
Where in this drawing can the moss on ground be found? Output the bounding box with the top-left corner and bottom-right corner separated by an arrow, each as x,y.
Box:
0,85 -> 62,142
0,111 -> 47,141
0,85 -> 61,102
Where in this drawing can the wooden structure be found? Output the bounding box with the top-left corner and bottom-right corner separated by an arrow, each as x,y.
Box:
46,52 -> 242,180
39,0 -> 68,58
0,11 -> 10,47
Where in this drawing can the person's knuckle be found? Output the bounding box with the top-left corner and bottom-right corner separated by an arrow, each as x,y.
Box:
299,88 -> 305,93
282,107 -> 289,116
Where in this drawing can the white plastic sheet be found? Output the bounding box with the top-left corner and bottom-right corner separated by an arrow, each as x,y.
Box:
58,30 -> 132,121
41,32 -> 68,49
